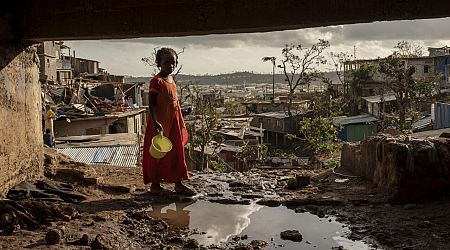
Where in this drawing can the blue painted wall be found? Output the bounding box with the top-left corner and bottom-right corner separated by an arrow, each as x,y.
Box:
434,55 -> 450,77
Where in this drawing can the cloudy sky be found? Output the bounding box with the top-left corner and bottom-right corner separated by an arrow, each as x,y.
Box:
66,17 -> 450,76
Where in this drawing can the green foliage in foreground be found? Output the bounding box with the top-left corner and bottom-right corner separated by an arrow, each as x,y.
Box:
299,116 -> 340,154
209,160 -> 228,172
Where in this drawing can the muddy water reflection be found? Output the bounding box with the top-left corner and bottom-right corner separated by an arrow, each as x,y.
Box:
150,200 -> 372,249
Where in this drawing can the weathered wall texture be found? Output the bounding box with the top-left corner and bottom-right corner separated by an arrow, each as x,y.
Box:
54,112 -> 145,137
341,135 -> 450,202
0,43 -> 43,197
54,118 -> 114,137
37,41 -> 58,82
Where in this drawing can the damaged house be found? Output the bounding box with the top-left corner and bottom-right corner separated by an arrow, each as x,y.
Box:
36,40 -> 147,168
250,111 -> 305,147
38,41 -> 74,86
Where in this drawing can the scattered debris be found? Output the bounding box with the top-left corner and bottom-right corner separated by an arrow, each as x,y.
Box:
3,147 -> 450,249
280,230 -> 303,242
250,240 -> 268,248
296,175 -> 311,187
286,175 -> 311,190
7,180 -> 86,203
334,178 -> 350,183
0,199 -> 78,233
67,234 -> 90,246
233,243 -> 253,250
45,226 -> 66,245
256,198 -> 282,207
90,234 -> 112,250
184,238 -> 200,249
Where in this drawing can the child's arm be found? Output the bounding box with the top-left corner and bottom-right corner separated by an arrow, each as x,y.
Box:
148,92 -> 163,132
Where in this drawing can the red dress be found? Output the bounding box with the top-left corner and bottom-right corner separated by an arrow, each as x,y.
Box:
142,74 -> 189,184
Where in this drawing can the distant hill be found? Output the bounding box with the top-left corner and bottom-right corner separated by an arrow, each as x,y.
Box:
125,71 -> 340,86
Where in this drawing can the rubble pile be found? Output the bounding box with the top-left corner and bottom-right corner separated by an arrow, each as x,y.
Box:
121,209 -> 190,249
0,199 -> 79,234
43,80 -> 143,121
0,148 -> 90,236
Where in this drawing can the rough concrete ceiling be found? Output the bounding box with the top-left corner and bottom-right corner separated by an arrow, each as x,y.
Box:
1,0 -> 450,41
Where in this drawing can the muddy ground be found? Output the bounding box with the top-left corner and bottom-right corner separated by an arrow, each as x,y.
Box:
1,148 -> 450,249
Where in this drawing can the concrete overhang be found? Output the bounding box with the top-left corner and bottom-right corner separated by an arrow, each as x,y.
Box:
2,0 -> 450,42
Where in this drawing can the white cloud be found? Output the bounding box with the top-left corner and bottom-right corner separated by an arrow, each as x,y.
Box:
66,17 -> 450,76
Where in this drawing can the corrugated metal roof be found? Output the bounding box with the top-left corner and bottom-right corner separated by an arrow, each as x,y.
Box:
362,93 -> 397,103
220,144 -> 242,153
412,127 -> 450,139
56,145 -> 139,167
48,86 -> 65,97
333,114 -> 379,125
254,110 -> 306,119
413,115 -> 432,130
216,129 -> 263,138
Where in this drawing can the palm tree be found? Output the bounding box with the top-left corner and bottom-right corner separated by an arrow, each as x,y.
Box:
262,56 -> 276,102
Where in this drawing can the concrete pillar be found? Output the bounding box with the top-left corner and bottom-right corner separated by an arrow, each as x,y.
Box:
0,42 -> 43,197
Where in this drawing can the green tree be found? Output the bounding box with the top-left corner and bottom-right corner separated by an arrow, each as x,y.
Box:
377,41 -> 435,132
349,63 -> 378,115
299,95 -> 341,155
189,87 -> 220,169
378,55 -> 434,132
209,160 -> 227,172
299,116 -> 340,155
223,101 -> 246,116
236,142 -> 268,170
278,40 -> 330,116
236,142 -> 256,169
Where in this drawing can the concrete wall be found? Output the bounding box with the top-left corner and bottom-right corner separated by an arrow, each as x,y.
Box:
0,43 -> 43,197
407,58 -> 435,77
72,58 -> 99,76
54,118 -> 116,137
54,112 -> 145,137
37,41 -> 58,82
126,114 -> 143,135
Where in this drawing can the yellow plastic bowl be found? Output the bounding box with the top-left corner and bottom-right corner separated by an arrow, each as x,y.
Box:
149,133 -> 173,159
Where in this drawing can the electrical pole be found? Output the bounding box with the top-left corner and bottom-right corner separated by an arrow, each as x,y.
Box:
272,59 -> 275,102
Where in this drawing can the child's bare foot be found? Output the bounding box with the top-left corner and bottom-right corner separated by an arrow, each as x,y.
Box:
150,183 -> 172,195
150,183 -> 161,194
175,182 -> 196,196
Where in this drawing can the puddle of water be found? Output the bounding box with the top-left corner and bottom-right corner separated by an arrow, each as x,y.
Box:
150,200 -> 372,249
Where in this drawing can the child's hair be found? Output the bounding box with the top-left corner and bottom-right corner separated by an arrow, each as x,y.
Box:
155,48 -> 178,68
45,128 -> 51,133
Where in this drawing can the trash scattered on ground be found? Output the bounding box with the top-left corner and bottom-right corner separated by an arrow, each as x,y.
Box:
3,148 -> 450,249
334,178 -> 350,183
45,226 -> 66,244
0,199 -> 79,234
7,180 -> 86,203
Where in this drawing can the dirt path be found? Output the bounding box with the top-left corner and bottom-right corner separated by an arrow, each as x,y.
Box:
2,152 -> 450,249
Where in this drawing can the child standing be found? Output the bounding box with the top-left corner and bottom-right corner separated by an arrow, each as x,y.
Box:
142,48 -> 195,195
